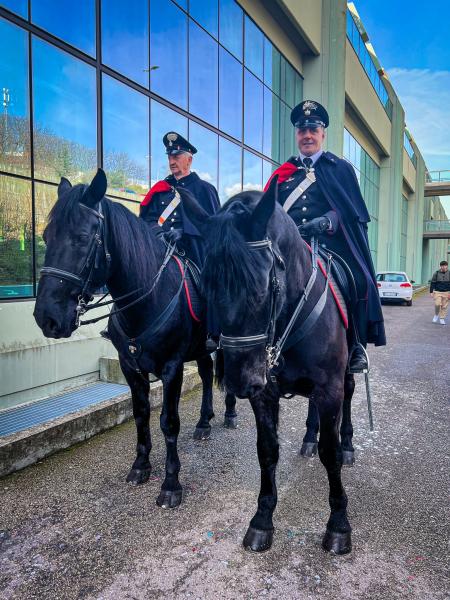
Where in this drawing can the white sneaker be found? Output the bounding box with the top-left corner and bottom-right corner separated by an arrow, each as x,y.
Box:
432,315 -> 439,323
440,318 -> 446,325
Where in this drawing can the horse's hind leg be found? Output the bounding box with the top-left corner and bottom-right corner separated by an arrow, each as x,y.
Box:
316,385 -> 352,555
341,373 -> 355,466
300,399 -> 319,457
157,362 -> 184,509
243,385 -> 280,553
193,355 -> 215,440
224,392 -> 238,429
120,359 -> 152,486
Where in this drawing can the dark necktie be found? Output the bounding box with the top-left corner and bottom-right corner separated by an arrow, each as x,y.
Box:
303,157 -> 313,170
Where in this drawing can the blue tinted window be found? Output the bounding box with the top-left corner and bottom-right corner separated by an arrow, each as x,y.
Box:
244,16 -> 263,80
32,0 -> 95,56
103,75 -> 149,201
173,0 -> 187,8
189,20 -> 218,126
150,0 -> 187,109
243,151 -> 262,191
0,0 -> 27,18
150,100 -> 187,184
190,0 -> 218,38
263,160 -> 275,187
219,47 -> 242,140
284,61 -> 295,108
33,38 -> 97,183
218,137 -> 241,203
263,87 -> 281,162
0,175 -> 33,298
189,121 -> 218,190
244,69 -> 263,152
219,0 -> 243,60
0,18 -> 30,176
102,0 -> 149,86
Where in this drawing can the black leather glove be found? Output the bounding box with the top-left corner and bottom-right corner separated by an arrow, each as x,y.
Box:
164,228 -> 183,245
298,216 -> 331,237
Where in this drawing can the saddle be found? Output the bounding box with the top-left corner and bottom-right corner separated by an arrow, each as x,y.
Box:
318,245 -> 358,308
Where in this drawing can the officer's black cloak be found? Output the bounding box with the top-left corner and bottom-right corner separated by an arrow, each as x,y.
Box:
140,171 -> 220,267
267,151 -> 386,347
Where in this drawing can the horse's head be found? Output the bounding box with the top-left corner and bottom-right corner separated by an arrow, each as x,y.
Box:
181,178 -> 290,398
34,169 -> 108,338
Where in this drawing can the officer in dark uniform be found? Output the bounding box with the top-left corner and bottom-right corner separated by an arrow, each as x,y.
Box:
265,100 -> 386,372
140,131 -> 220,268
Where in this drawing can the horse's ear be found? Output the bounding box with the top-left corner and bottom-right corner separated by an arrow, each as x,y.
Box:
178,187 -> 212,237
58,177 -> 72,197
82,168 -> 107,208
251,175 -> 278,238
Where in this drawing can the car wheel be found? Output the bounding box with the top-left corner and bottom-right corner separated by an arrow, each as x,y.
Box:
406,300 -> 412,306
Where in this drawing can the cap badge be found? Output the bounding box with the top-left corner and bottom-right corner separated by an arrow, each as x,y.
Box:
167,132 -> 178,147
302,100 -> 317,116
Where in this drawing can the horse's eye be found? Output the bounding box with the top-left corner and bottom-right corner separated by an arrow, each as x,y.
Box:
75,234 -> 90,244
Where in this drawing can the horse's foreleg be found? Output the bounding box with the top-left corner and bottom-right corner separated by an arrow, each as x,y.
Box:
224,392 -> 238,429
316,386 -> 352,555
300,399 -> 319,457
341,373 -> 355,466
243,385 -> 280,553
157,362 -> 184,509
120,360 -> 152,486
193,355 -> 215,440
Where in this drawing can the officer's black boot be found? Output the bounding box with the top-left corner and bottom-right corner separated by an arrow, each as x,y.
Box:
348,343 -> 369,373
100,328 -> 111,341
205,335 -> 218,353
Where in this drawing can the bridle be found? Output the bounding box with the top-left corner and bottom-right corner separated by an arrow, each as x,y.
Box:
219,236 -> 328,373
219,238 -> 285,360
40,203 -> 111,319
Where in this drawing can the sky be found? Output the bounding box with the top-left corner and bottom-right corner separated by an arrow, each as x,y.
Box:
353,1 -> 450,212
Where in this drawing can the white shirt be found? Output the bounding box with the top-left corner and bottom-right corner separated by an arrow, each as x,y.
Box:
298,149 -> 323,166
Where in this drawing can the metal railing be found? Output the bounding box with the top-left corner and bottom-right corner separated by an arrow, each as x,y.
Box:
426,170 -> 450,183
423,220 -> 450,232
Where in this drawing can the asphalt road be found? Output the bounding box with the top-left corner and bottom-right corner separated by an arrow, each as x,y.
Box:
1,293 -> 449,600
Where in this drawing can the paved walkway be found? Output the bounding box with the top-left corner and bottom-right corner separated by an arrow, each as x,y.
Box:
1,294 -> 449,600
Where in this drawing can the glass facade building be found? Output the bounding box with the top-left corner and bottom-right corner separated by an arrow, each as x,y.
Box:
0,0 -> 303,298
343,128 -> 380,268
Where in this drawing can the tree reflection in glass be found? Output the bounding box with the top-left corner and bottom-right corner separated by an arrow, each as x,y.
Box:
32,38 -> 97,184
0,18 -> 30,176
103,75 -> 149,202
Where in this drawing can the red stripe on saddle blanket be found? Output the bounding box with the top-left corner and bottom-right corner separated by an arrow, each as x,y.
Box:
172,256 -> 202,323
305,244 -> 348,329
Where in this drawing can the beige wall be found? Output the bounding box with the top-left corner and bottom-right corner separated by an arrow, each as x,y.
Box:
402,149 -> 416,193
238,0 -> 303,73
345,40 -> 391,156
0,301 -> 115,409
344,110 -> 380,165
276,0 -> 322,55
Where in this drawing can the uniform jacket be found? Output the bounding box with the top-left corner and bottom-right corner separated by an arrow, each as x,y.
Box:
266,152 -> 386,346
140,171 -> 220,267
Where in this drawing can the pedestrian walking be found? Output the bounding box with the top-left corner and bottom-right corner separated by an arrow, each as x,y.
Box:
430,260 -> 450,325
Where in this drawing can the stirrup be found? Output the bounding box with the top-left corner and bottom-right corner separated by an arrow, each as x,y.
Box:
348,343 -> 370,374
100,328 -> 112,341
205,336 -> 218,353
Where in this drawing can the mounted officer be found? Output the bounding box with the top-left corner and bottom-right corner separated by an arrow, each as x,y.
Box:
265,100 -> 386,372
140,131 -> 220,268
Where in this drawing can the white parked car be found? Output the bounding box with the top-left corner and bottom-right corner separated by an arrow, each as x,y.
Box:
376,271 -> 414,306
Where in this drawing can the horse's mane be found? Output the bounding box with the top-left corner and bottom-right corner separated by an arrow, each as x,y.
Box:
46,184 -> 158,285
202,191 -> 266,310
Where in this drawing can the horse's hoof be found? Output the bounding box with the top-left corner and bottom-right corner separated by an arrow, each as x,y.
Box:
342,450 -> 355,466
126,467 -> 151,486
300,442 -> 318,458
156,489 -> 183,509
243,526 -> 274,553
193,426 -> 211,441
224,415 -> 238,429
322,529 -> 352,555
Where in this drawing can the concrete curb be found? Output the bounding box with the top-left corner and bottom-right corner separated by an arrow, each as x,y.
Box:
0,366 -> 201,478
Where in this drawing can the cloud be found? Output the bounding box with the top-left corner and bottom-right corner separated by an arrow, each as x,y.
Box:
387,68 -> 450,171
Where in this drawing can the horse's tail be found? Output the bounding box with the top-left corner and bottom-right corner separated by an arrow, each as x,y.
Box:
214,349 -> 225,391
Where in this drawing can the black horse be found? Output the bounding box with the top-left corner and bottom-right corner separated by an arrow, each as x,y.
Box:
33,169 -> 237,508
181,178 -> 356,554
